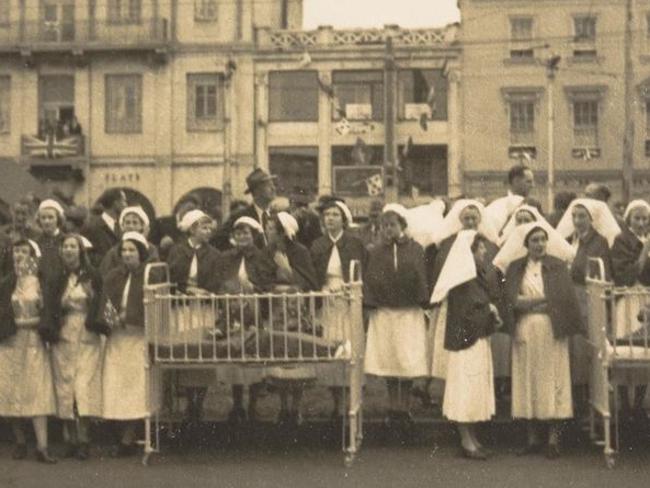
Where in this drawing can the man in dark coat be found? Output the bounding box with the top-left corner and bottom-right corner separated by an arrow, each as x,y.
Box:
82,189 -> 127,267
211,169 -> 277,251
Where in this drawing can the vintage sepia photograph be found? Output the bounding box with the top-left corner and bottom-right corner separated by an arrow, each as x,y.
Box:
0,0 -> 649,486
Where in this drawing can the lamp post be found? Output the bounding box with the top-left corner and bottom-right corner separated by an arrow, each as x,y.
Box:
546,55 -> 560,212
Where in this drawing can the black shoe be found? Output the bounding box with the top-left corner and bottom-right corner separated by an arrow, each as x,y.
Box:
75,443 -> 90,461
461,447 -> 488,461
62,442 -> 77,459
516,443 -> 543,456
545,443 -> 561,460
35,449 -> 57,464
12,443 -> 27,460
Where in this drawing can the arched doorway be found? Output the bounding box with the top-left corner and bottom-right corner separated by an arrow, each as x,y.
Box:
175,187 -> 222,222
93,187 -> 157,238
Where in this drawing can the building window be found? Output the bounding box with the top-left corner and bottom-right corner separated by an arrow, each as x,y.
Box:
0,76 -> 9,134
574,16 -> 596,42
573,100 -> 599,148
105,74 -> 142,134
0,0 -> 9,26
511,17 -> 533,41
194,0 -> 217,21
398,69 -> 447,121
269,71 -> 319,122
187,73 -> 224,132
647,13 -> 650,38
332,71 -> 383,121
269,147 -> 319,197
509,17 -> 534,59
332,144 -> 384,196
108,0 -> 141,24
510,101 -> 535,144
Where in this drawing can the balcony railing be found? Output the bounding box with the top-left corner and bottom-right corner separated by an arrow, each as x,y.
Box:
0,18 -> 168,50
257,24 -> 459,50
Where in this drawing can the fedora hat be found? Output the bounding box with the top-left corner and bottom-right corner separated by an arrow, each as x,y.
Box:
244,168 -> 277,194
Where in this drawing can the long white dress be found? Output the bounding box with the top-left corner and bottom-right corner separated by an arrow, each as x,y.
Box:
51,275 -> 103,419
430,300 -> 449,379
0,275 -> 57,417
443,337 -> 495,423
317,245 -> 349,387
365,307 -> 428,378
102,274 -> 156,420
511,260 -> 573,420
214,258 -> 266,386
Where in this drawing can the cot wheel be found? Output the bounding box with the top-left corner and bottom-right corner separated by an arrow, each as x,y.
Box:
605,454 -> 615,469
344,453 -> 355,468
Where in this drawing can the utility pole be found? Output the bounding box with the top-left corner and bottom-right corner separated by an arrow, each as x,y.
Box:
623,0 -> 635,202
384,36 -> 398,203
222,70 -> 233,220
546,55 -> 560,212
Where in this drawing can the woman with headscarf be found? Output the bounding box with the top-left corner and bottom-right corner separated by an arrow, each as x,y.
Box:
99,206 -> 159,276
99,232 -> 160,457
41,234 -> 104,460
35,199 -> 66,283
430,230 -> 502,459
556,198 -> 619,414
495,222 -> 579,458
610,199 -> 650,422
310,197 -> 367,421
0,239 -> 57,463
214,216 -> 270,424
425,199 -> 499,381
262,211 -> 319,427
492,204 -> 545,400
166,209 -> 221,426
364,204 -> 429,426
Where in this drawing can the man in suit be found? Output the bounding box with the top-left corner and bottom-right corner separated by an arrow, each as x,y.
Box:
212,168 -> 277,251
82,188 -> 128,266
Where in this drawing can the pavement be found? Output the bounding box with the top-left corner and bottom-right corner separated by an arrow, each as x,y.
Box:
1,421 -> 650,488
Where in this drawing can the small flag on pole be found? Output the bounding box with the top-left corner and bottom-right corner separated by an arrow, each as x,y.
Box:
335,118 -> 351,136
365,174 -> 383,196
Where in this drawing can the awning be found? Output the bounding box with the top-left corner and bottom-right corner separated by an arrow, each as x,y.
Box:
0,158 -> 46,205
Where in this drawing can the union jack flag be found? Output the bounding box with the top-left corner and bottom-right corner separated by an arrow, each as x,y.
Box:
22,134 -> 81,159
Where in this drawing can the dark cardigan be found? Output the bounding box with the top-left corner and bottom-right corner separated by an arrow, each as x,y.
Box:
501,255 -> 583,339
0,271 -> 50,343
569,229 -> 611,285
445,264 -> 501,351
36,232 -> 65,283
310,231 -> 367,289
99,265 -> 147,329
41,264 -> 105,340
166,239 -> 221,293
215,246 -> 270,293
260,240 -> 319,292
610,228 -> 650,287
363,236 -> 429,309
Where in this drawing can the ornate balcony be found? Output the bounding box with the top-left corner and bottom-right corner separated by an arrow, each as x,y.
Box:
256,24 -> 459,51
0,18 -> 169,53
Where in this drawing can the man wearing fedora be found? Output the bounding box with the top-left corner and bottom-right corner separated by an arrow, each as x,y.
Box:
211,168 -> 277,251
